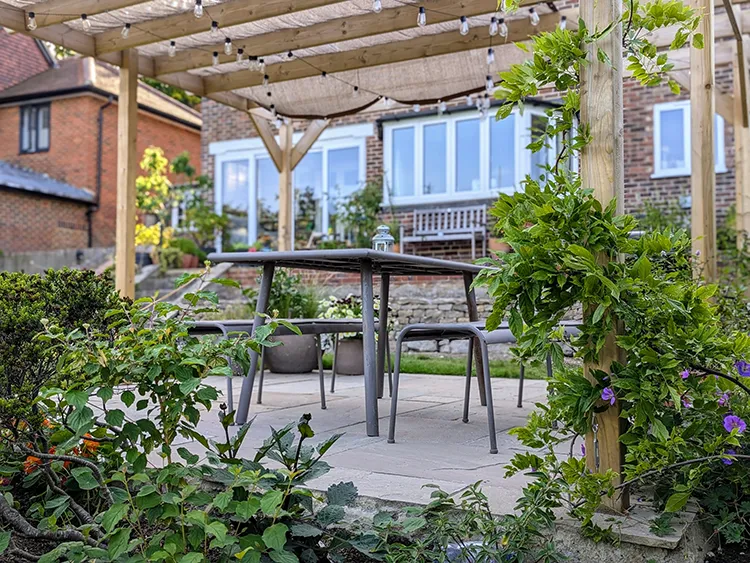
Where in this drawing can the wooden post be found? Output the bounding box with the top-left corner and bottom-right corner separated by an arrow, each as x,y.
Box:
278,123 -> 294,251
580,0 -> 628,512
690,0 -> 717,281
736,42 -> 750,247
115,48 -> 138,299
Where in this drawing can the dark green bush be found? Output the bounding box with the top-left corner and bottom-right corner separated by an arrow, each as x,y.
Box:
169,237 -> 207,261
0,269 -> 120,422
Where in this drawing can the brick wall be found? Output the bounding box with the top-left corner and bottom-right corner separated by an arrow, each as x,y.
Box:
0,92 -> 201,251
0,188 -> 88,252
0,30 -> 50,92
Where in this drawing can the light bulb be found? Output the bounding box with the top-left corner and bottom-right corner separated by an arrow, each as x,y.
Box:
169,0 -> 179,8
81,14 -> 91,31
236,48 -> 244,63
194,0 -> 203,19
384,97 -> 392,107
500,0 -> 507,11
559,16 -> 567,30
212,51 -> 219,66
259,58 -> 266,72
417,7 -> 426,27
459,16 -> 469,35
483,94 -> 491,109
223,37 -> 232,55
263,74 -> 269,86
466,94 -> 474,105
248,56 -> 258,71
168,41 -> 176,57
487,48 -> 495,65
320,71 -> 327,80
27,11 -> 37,30
271,104 -> 277,118
480,109 -> 488,121
438,100 -> 447,115
353,86 -> 360,97
486,75 -> 494,93
121,23 -> 131,38
529,8 -> 540,26
498,17 -> 508,38
287,51 -> 293,59
489,16 -> 498,37
210,21 -> 219,37
412,103 -> 420,112
373,0 -> 382,13
276,117 -> 283,129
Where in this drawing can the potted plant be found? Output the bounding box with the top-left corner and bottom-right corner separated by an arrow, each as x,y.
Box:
244,269 -> 320,374
319,294 -> 385,375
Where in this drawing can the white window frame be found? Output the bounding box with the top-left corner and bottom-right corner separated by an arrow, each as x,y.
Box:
652,100 -> 727,179
209,123 -> 371,248
382,105 -> 557,207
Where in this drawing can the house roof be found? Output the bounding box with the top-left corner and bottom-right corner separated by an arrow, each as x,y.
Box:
0,56 -> 201,129
0,160 -> 95,203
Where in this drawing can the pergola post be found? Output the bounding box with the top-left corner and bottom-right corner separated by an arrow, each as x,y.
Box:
580,0 -> 628,512
115,48 -> 138,299
690,0 -> 717,281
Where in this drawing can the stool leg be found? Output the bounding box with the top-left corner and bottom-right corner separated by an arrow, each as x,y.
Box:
517,363 -> 525,409
387,334 -> 406,444
330,335 -> 338,394
463,338 -> 473,423
386,338 -> 393,397
315,335 -> 327,410
480,339 -> 498,454
256,348 -> 266,405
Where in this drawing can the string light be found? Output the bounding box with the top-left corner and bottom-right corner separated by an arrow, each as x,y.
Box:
489,16 -> 498,37
498,17 -> 508,38
248,56 -> 259,71
320,71 -> 327,80
499,0 -> 507,11
529,7 -> 540,26
487,48 -> 495,65
81,13 -> 91,31
384,97 -> 392,107
559,15 -> 567,30
287,51 -> 294,59
168,40 -> 177,57
459,16 -> 469,36
438,100 -> 447,115
236,48 -> 244,63
224,37 -> 232,55
121,22 -> 131,38
353,85 -> 360,97
466,94 -> 474,106
373,0 -> 382,13
169,0 -> 179,8
270,104 -> 277,118
263,74 -> 269,86
259,58 -> 266,72
413,103 -> 420,112
275,117 -> 283,129
417,7 -> 426,27
486,74 -> 494,93
483,93 -> 491,110
26,11 -> 37,30
212,51 -> 219,66
210,20 -> 219,37
193,0 -> 203,19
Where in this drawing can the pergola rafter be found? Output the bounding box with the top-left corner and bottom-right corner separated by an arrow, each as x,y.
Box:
27,0 -> 146,28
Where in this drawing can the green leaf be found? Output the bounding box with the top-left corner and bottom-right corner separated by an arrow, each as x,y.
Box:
400,516 -> 427,533
121,390 -> 135,407
180,553 -> 205,563
262,523 -> 288,552
693,33 -> 704,49
206,521 -> 228,543
108,528 -> 130,559
0,531 -> 10,554
179,378 -> 202,395
260,490 -> 284,516
289,523 -> 322,538
105,409 -> 125,428
65,390 -> 88,409
101,503 -> 129,533
316,504 -> 345,528
665,491 -> 691,513
326,481 -> 358,506
235,498 -> 260,520
71,467 -> 99,490
178,447 -> 200,465
269,550 -> 299,563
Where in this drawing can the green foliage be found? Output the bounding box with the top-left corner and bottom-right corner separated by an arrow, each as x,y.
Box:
140,76 -> 202,108
338,180 -> 387,248
169,237 -> 208,261
156,246 -> 184,274
243,269 -> 320,319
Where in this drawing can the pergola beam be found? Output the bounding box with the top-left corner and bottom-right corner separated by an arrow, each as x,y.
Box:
27,0 -> 148,28
94,0 -> 346,55
247,113 -> 283,171
202,8 -> 575,95
291,120 -> 329,169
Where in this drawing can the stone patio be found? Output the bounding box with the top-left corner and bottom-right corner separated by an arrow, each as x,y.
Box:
185,371 -> 545,512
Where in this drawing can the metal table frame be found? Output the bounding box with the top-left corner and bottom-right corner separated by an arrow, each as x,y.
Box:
207,249 -> 485,436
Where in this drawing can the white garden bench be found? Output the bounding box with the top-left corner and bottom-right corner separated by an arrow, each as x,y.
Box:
399,205 -> 488,260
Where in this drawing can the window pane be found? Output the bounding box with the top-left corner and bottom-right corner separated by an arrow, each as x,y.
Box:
392,127 -> 414,197
37,106 -> 49,150
294,151 -> 323,246
20,108 -> 30,152
456,119 -> 480,192
256,157 -> 279,246
659,108 -> 685,171
490,114 -> 515,190
221,160 -> 249,247
530,114 -> 549,181
328,147 -> 361,232
423,123 -> 447,195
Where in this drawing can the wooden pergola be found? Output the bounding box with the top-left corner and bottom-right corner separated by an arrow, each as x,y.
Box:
0,0 -> 746,513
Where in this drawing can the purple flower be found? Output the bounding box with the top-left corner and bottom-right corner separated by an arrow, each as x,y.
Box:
736,361 -> 750,378
681,369 -> 690,380
723,415 -> 747,434
682,396 -> 693,409
723,449 -> 737,465
580,444 -> 586,456
601,387 -> 616,406
718,392 -> 730,407
695,249 -> 701,256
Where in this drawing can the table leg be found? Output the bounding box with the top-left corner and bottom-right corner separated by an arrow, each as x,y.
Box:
235,263 -> 275,424
376,273 -> 390,399
361,259 -> 379,436
463,272 -> 487,406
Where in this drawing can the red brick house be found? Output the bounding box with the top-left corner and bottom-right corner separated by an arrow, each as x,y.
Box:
0,29 -> 202,255
201,61 -> 735,260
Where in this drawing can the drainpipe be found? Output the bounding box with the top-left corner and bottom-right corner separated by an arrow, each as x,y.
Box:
87,95 -> 114,247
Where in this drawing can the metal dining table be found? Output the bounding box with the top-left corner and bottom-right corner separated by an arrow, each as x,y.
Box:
207,249 -> 485,437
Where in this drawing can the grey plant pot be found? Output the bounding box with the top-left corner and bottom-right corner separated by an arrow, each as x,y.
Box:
335,338 -> 364,376
264,334 -> 317,374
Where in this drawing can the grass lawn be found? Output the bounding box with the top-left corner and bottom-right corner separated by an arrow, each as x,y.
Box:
322,353 -> 547,380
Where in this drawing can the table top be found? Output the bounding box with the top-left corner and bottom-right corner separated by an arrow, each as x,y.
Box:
207,249 -> 484,276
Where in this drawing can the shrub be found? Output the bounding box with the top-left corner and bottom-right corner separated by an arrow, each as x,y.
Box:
169,237 -> 207,261
243,269 -> 320,319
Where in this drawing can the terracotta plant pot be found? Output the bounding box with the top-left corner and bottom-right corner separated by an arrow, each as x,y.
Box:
335,338 -> 364,376
264,334 -> 317,374
181,254 -> 200,269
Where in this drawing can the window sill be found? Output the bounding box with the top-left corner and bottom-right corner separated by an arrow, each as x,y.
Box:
650,167 -> 727,180
387,190 -> 507,208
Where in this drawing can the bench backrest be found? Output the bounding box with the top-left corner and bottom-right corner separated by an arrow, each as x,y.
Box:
412,205 -> 487,235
